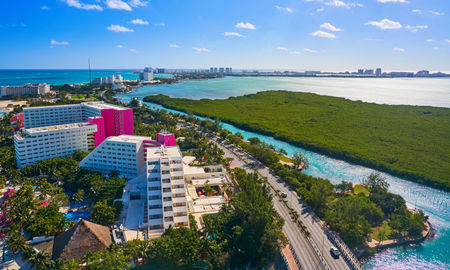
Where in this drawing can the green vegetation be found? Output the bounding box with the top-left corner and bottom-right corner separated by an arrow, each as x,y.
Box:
144,91 -> 450,191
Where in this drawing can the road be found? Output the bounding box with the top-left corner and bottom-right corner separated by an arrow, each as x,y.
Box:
215,137 -> 351,270
185,125 -> 353,270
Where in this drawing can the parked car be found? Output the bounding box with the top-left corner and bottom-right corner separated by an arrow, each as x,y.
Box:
330,246 -> 341,259
281,192 -> 288,198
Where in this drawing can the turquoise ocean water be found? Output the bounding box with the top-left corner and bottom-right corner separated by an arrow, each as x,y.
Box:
0,70 -> 449,269
116,76 -> 450,270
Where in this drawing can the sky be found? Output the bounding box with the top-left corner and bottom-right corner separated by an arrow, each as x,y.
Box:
1,0 -> 449,72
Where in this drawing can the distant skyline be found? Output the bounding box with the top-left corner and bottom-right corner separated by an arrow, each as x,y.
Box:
1,0 -> 449,71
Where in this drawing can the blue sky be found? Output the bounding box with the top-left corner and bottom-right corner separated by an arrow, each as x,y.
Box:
1,0 -> 449,71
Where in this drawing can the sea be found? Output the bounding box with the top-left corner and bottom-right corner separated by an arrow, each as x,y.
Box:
1,70 -> 449,269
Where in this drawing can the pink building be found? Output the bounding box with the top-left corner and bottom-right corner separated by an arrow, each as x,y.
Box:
83,102 -> 134,146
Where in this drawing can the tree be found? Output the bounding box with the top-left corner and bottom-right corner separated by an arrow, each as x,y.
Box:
292,152 -> 309,170
25,204 -> 66,237
22,248 -> 53,270
362,172 -> 389,193
279,148 -> 287,156
7,232 -> 29,255
84,247 -> 131,270
248,137 -> 261,145
89,201 -> 116,226
377,221 -> 391,244
335,181 -> 354,193
71,189 -> 85,204
218,172 -> 287,268
147,227 -> 201,268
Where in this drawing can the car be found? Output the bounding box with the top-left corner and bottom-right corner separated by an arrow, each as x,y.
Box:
281,192 -> 288,198
330,247 -> 341,259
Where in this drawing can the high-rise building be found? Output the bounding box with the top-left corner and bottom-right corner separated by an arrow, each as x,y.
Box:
213,67 -> 218,73
1,83 -> 50,97
17,102 -> 134,167
219,67 -> 225,73
79,135 -> 151,178
139,68 -> 154,81
375,68 -> 382,76
15,122 -> 97,168
357,69 -> 364,74
146,145 -> 189,237
92,74 -> 123,85
364,69 -> 374,75
209,67 -> 214,73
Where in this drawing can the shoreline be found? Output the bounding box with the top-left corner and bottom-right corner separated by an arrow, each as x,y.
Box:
357,221 -> 432,259
142,97 -> 450,193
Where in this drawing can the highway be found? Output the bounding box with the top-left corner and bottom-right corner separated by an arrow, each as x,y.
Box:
186,124 -> 356,270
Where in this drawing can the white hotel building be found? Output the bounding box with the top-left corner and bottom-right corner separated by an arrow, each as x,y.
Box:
14,122 -> 97,168
146,146 -> 189,237
79,135 -> 151,179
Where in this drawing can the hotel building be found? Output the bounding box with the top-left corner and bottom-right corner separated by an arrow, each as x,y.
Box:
14,122 -> 97,168
1,83 -> 51,97
16,102 -> 134,168
79,135 -> 151,179
146,145 -> 189,237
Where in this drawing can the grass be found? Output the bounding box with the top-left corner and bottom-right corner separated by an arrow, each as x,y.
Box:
278,154 -> 293,163
353,185 -> 369,196
144,91 -> 450,191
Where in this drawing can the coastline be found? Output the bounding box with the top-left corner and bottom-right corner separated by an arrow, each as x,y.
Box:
142,96 -> 449,193
357,221 -> 432,259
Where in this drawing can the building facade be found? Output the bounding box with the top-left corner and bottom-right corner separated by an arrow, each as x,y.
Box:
1,83 -> 51,97
14,122 -> 97,168
23,102 -> 134,146
79,135 -> 151,178
146,146 -> 189,237
16,102 -> 134,168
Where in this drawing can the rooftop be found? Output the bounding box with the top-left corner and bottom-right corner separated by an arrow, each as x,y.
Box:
25,122 -> 96,135
107,135 -> 152,143
147,145 -> 182,159
83,101 -> 130,111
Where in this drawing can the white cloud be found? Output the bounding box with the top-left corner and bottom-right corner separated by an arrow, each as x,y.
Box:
63,0 -> 103,11
275,5 -> 294,13
377,0 -> 408,3
316,7 -> 324,12
129,0 -> 148,7
276,46 -> 289,51
393,47 -> 405,52
411,9 -> 422,14
169,44 -> 180,48
320,22 -> 343,31
107,24 -> 134,32
325,0 -> 363,8
429,10 -> 444,16
405,25 -> 428,32
131,18 -> 148,25
117,44 -> 123,48
426,39 -> 436,42
51,40 -> 69,45
193,47 -> 210,53
365,19 -> 402,30
224,32 -> 245,37
155,22 -> 166,27
235,22 -> 256,30
129,48 -> 136,52
105,0 -> 132,11
303,48 -> 317,53
312,30 -> 336,38
446,40 -> 450,43
290,51 -> 300,56
41,6 -> 49,10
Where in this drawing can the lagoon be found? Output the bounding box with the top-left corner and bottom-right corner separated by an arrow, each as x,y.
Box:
117,76 -> 450,269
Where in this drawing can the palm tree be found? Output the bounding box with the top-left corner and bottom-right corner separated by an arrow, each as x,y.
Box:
23,248 -> 52,270
7,233 -> 28,255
